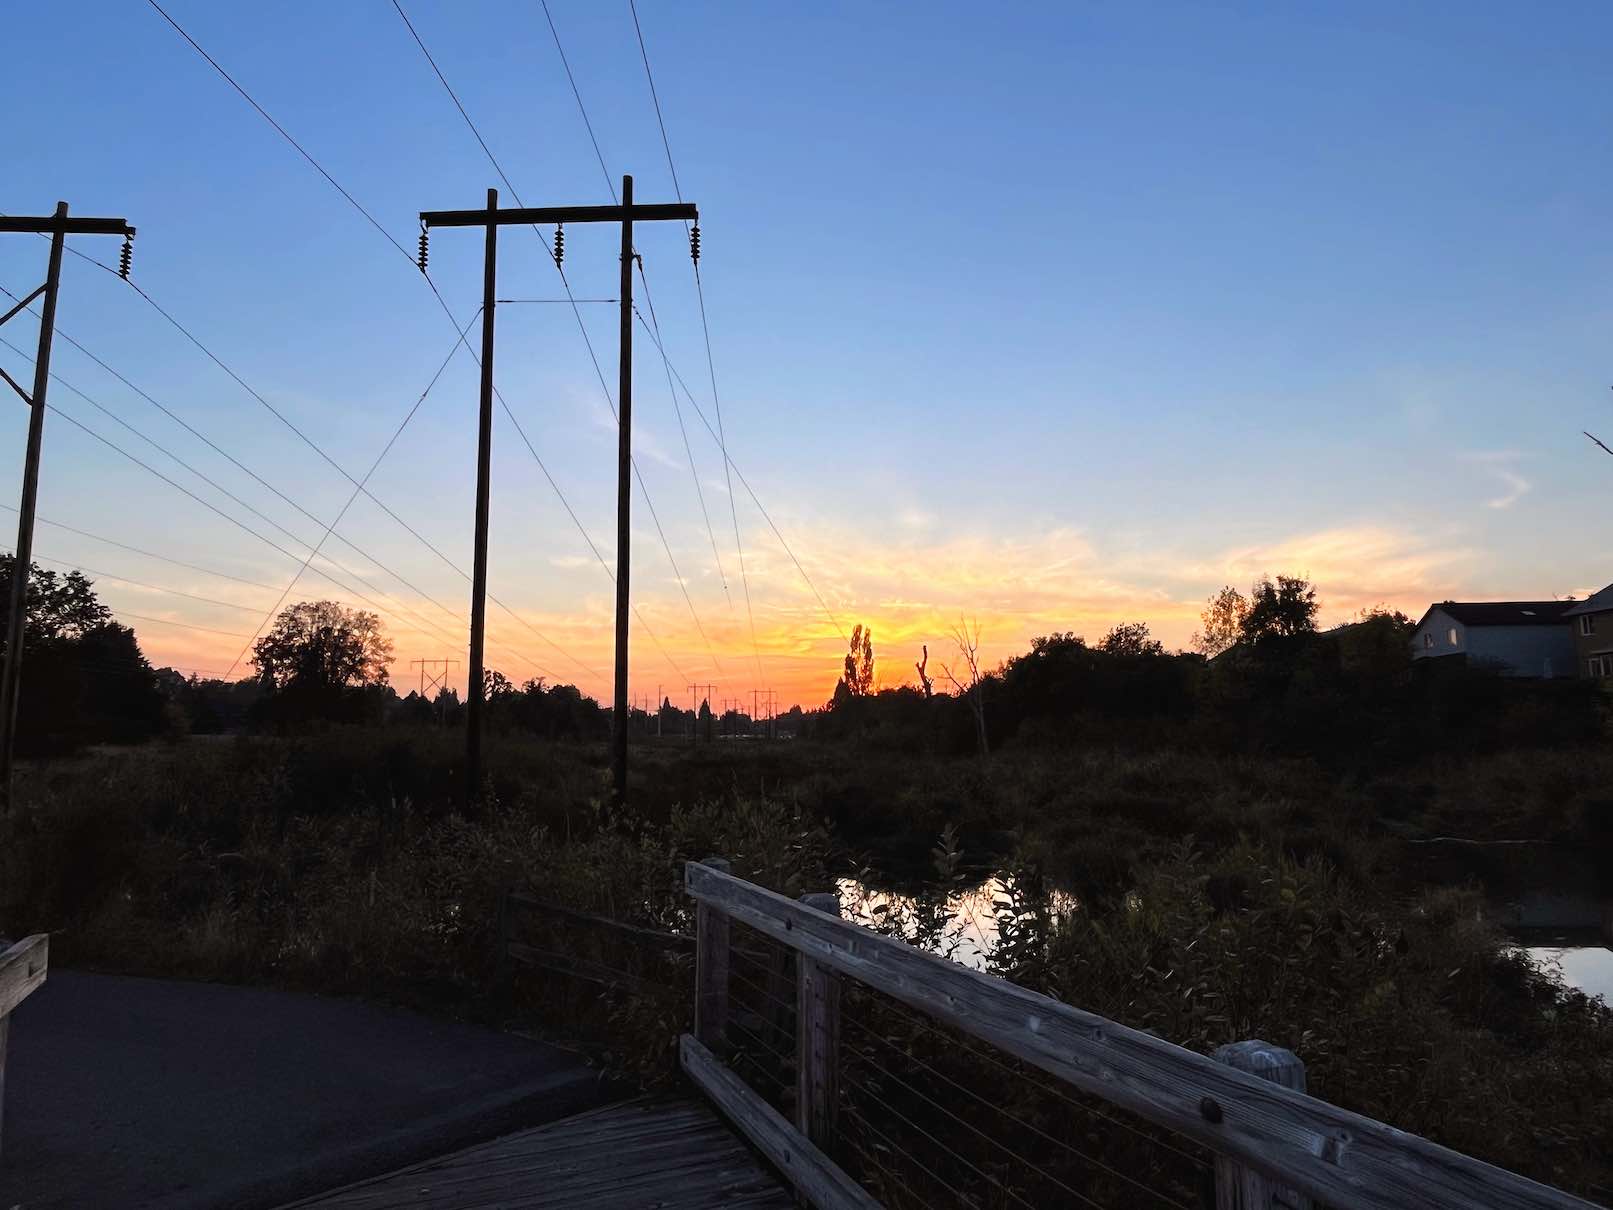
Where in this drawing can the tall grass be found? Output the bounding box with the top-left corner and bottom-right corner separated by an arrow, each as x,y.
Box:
2,728 -> 1609,1196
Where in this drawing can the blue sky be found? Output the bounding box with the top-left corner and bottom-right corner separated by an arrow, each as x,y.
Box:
4,2 -> 1612,704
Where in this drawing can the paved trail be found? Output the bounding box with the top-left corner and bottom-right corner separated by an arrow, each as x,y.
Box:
0,970 -> 614,1209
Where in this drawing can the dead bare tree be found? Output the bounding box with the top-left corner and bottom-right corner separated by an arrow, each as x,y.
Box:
939,618 -> 989,757
915,644 -> 934,699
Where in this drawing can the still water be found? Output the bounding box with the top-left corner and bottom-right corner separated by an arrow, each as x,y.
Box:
1522,946 -> 1613,1002
836,876 -> 1011,971
837,875 -> 1613,1003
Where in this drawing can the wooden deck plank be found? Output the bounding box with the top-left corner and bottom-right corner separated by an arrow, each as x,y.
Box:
283,1095 -> 795,1209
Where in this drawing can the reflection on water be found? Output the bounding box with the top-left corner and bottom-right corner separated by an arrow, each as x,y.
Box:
837,873 -> 1613,1005
1524,947 -> 1613,1003
836,876 -> 1079,972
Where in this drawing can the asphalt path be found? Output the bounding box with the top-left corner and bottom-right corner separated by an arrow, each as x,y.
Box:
0,970 -> 615,1209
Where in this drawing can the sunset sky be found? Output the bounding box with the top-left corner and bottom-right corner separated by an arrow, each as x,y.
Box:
4,2 -> 1612,709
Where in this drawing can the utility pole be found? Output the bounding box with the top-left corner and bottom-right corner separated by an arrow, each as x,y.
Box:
0,203 -> 135,813
687,682 -> 715,743
421,178 -> 696,808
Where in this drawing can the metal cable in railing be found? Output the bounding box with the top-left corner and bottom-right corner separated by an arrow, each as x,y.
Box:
841,1014 -> 1185,1210
875,988 -> 1212,1170
713,889 -> 1170,1209
840,1063 -> 1043,1210
839,1114 -> 968,1210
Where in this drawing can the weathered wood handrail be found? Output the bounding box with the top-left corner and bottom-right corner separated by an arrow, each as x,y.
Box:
684,860 -> 1598,1210
0,934 -> 49,1160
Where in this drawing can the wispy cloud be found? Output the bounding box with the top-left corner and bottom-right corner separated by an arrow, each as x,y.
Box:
1486,469 -> 1531,510
129,517 -> 1487,709
1456,450 -> 1533,510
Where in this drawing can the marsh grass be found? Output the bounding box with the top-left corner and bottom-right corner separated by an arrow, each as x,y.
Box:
2,729 -> 1610,1198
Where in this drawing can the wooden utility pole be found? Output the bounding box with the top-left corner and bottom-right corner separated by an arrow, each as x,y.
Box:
420,179 -> 696,807
615,176 -> 635,802
0,203 -> 135,813
466,187 -> 498,804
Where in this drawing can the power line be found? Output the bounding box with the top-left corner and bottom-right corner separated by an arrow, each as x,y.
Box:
0,327 -> 472,660
0,505 -> 283,592
143,2 -> 643,687
219,313 -> 483,679
10,261 -> 594,685
144,0 -> 414,264
387,0 -> 722,678
626,0 -> 763,680
490,388 -> 687,686
636,265 -> 730,606
110,610 -> 251,639
539,0 -> 617,199
634,309 -> 846,641
0,341 -> 488,666
627,0 -> 685,202
3,278 -> 472,636
31,555 -> 272,614
12,290 -> 585,691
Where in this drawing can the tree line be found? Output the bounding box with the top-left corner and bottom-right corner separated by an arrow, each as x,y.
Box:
811,574 -> 1605,764
4,557 -> 1601,764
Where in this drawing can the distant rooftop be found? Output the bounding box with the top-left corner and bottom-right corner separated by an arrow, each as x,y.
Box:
1564,583 -> 1613,617
1430,600 -> 1577,627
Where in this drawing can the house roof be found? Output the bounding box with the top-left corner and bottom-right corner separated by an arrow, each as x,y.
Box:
1422,601 -> 1577,628
1564,583 -> 1613,617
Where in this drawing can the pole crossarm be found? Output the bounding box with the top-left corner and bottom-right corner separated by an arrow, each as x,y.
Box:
420,202 -> 695,229
421,178 -> 695,807
0,216 -> 134,236
1,201 -> 134,813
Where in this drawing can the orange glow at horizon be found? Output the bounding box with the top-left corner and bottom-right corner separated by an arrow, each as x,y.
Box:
128,521 -> 1490,711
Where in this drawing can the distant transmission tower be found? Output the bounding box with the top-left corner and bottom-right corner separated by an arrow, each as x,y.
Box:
410,657 -> 459,724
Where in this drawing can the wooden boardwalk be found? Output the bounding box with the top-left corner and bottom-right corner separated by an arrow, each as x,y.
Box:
285,1096 -> 793,1209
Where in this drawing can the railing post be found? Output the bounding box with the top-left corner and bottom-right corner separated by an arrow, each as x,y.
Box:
1212,1040 -> 1312,1210
796,890 -> 843,1153
695,857 -> 731,1049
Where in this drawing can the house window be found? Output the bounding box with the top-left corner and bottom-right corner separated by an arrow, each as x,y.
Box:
1447,627 -> 1459,647
1582,615 -> 1597,637
1422,633 -> 1434,649
1592,654 -> 1613,678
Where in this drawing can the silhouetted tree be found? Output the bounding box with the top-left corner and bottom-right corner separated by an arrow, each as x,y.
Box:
940,618 -> 989,756
1192,586 -> 1249,657
0,558 -> 164,753
252,600 -> 393,723
842,624 -> 875,696
1242,575 -> 1318,642
483,669 -> 515,701
915,643 -> 934,698
1098,621 -> 1165,657
0,555 -> 111,651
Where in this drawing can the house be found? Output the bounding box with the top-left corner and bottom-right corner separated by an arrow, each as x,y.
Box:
1409,600 -> 1577,678
1564,584 -> 1613,680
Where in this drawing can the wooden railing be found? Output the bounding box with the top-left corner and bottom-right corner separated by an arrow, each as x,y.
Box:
681,858 -> 1600,1210
0,933 -> 48,1160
